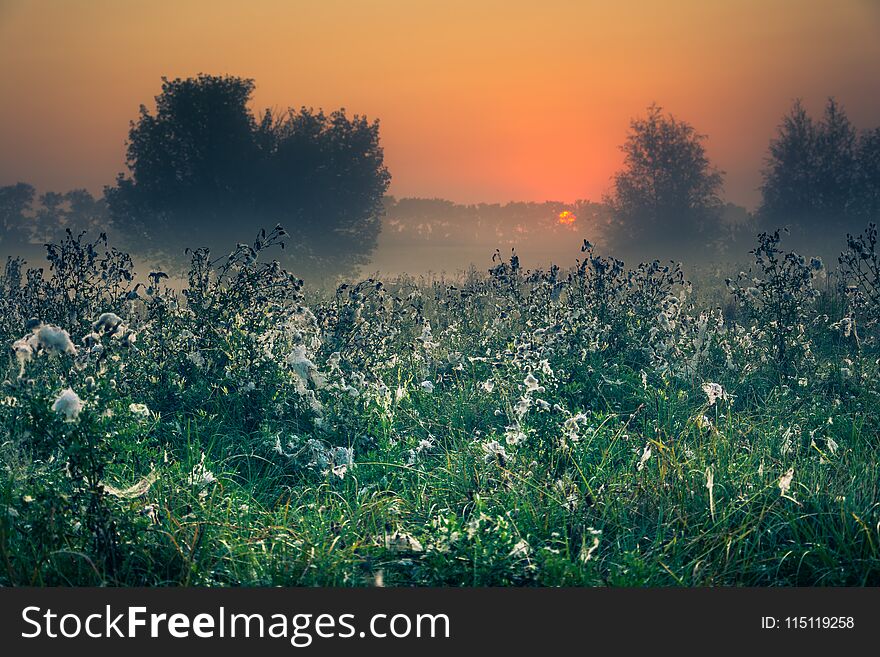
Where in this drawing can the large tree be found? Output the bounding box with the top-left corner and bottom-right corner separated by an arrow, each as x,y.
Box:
604,105 -> 723,259
106,74 -> 391,279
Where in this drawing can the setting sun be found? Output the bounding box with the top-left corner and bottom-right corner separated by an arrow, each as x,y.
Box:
557,210 -> 576,226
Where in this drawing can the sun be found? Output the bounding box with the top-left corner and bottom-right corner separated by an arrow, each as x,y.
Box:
557,210 -> 576,226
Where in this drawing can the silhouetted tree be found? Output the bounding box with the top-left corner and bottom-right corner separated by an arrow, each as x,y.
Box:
1,184 -> 108,258
759,98 -> 878,243
604,105 -> 723,260
759,100 -> 817,228
32,189 -> 109,243
257,106 -> 391,277
106,74 -> 391,279
855,127 -> 880,220
0,183 -> 35,253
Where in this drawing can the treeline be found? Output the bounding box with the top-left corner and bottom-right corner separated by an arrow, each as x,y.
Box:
603,100 -> 880,262
2,76 -> 879,277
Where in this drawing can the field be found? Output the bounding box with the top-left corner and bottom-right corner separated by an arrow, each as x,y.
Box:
1,226 -> 879,586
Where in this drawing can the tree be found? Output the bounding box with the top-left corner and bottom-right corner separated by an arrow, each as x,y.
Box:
759,98 -> 877,241
257,107 -> 390,277
0,183 -> 35,253
106,74 -> 391,279
604,105 -> 723,259
1,184 -> 108,258
759,99 -> 818,228
855,127 -> 880,220
32,189 -> 109,244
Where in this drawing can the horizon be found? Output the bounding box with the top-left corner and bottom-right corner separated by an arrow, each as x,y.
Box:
2,0 -> 880,210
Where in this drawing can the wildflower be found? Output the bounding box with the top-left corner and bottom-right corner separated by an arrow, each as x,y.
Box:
482,440 -> 508,465
386,530 -> 424,553
419,380 -> 434,393
417,323 -> 437,350
37,325 -> 76,355
826,436 -> 839,454
330,446 -> 354,479
406,438 -> 434,465
514,396 -> 532,417
637,444 -> 652,471
778,467 -> 794,497
129,402 -> 150,418
504,426 -> 527,445
11,338 -> 32,378
509,539 -> 530,558
523,373 -> 544,393
190,454 -> 216,489
579,528 -> 601,563
701,382 -> 726,406
350,371 -> 366,391
481,380 -> 495,393
52,388 -> 83,422
93,312 -> 124,334
286,344 -> 316,388
564,412 -> 589,429
394,386 -> 407,402
832,317 -> 854,338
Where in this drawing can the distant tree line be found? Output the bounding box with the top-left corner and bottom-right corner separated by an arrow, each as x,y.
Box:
603,99 -> 880,261
759,98 -> 880,239
381,198 -> 610,246
2,80 -> 878,274
0,184 -> 109,257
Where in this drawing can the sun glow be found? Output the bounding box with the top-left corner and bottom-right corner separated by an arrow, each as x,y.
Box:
557,210 -> 576,226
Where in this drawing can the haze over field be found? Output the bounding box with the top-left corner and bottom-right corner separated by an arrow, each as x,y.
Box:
1,0 -> 879,275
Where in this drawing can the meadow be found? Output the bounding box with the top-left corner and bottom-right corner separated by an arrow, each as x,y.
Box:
1,225 -> 878,586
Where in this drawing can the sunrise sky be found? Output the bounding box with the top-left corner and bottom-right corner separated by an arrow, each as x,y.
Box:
1,0 -> 879,209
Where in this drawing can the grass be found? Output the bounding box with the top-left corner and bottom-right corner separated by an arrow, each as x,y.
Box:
0,231 -> 879,586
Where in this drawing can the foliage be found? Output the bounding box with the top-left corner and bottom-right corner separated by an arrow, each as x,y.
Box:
604,104 -> 724,259
105,74 -> 391,279
759,98 -> 880,242
1,227 -> 878,586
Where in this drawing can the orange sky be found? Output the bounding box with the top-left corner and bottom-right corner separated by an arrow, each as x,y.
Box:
1,0 -> 879,209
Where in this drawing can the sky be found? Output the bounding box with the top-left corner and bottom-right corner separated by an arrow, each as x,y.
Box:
1,0 -> 879,210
